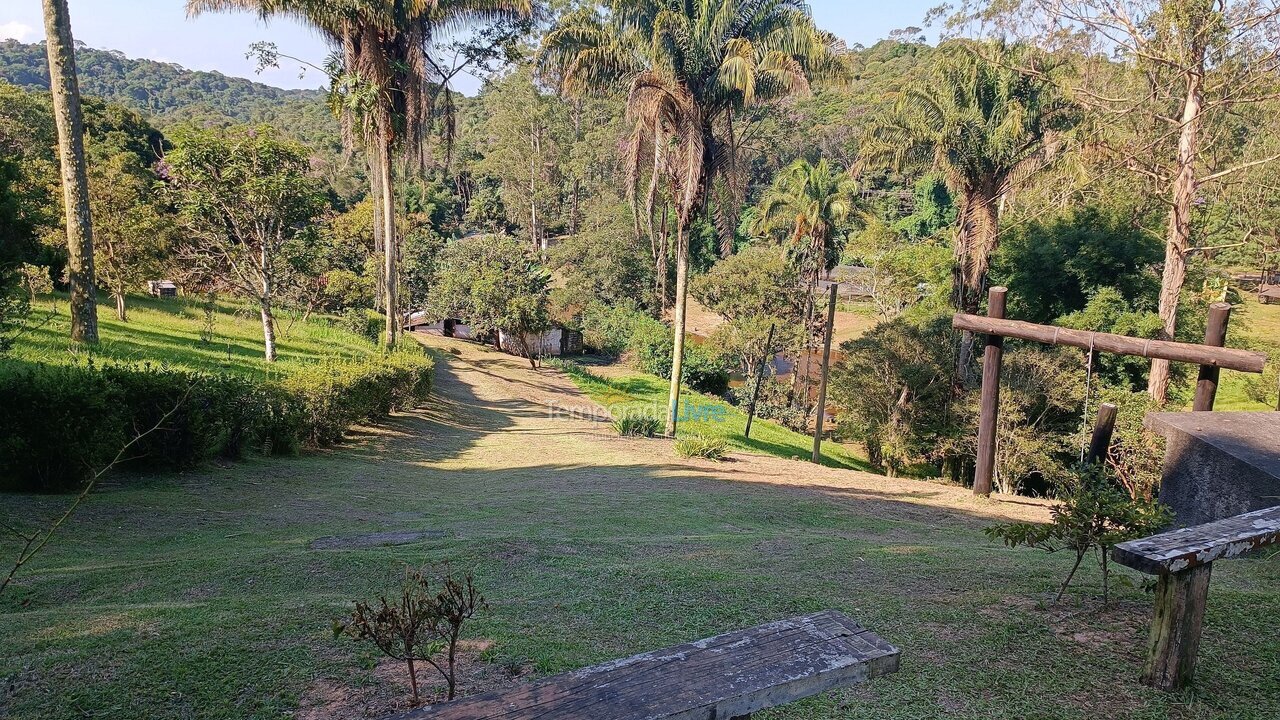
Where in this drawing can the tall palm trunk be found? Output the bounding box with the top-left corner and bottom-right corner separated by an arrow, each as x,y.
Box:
1149,65 -> 1205,404
377,131 -> 398,347
954,184 -> 999,378
42,0 -> 98,344
666,223 -> 691,436
369,151 -> 386,313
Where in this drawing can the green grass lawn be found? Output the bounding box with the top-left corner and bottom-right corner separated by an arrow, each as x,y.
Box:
10,293 -> 380,379
557,361 -> 872,471
1,348 -> 1276,719
1196,296 -> 1280,411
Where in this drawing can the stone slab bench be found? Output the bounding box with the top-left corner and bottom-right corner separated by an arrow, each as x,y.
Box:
385,610 -> 899,719
1112,505 -> 1280,690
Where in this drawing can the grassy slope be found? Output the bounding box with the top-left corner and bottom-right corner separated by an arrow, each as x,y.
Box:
560,363 -> 871,471
10,293 -> 379,378
0,347 -> 1275,719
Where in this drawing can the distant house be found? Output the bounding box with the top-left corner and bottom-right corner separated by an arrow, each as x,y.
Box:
404,311 -> 582,357
147,280 -> 178,298
815,266 -> 874,299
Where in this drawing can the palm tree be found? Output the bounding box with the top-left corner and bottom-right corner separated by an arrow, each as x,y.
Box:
539,0 -> 846,436
755,158 -> 857,295
865,41 -> 1077,317
754,157 -> 856,412
42,0 -> 98,343
190,0 -> 532,347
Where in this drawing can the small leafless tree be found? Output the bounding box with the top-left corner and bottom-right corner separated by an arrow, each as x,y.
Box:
337,565 -> 486,705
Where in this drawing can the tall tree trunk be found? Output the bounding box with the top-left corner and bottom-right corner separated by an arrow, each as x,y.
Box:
378,133 -> 398,348
42,0 -> 98,344
114,291 -> 126,322
261,247 -> 277,362
954,184 -> 1000,378
666,223 -> 691,437
369,151 -> 386,313
1149,66 -> 1205,404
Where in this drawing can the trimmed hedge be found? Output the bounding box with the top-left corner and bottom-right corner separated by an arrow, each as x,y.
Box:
0,349 -> 434,492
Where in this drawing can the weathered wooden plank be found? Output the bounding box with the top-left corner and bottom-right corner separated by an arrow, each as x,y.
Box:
385,611 -> 899,720
1142,564 -> 1212,691
1111,505 -> 1280,574
951,314 -> 1267,373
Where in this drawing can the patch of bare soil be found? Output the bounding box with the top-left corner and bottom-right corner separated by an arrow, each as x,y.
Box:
412,333 -> 1053,528
296,640 -> 529,720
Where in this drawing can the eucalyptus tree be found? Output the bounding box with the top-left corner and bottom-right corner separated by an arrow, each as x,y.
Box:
41,0 -> 98,343
950,0 -> 1280,403
866,41 -> 1077,319
190,0 -> 533,347
539,0 -> 847,435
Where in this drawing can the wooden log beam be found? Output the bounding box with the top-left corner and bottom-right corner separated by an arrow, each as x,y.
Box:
1142,564 -> 1212,691
952,314 -> 1266,373
973,287 -> 1007,496
1085,402 -> 1118,465
1193,303 -> 1232,411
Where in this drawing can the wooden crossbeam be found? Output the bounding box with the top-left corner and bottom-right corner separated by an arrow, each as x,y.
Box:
952,314 -> 1266,373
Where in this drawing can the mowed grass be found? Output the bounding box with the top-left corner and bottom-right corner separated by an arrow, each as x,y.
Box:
0,349 -> 1276,719
10,293 -> 380,379
558,362 -> 872,471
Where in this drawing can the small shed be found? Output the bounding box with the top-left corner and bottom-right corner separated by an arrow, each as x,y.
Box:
1260,285 -> 1280,305
147,280 -> 178,298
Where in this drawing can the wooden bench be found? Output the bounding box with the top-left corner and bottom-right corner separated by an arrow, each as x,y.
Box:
1111,505 -> 1280,690
385,610 -> 899,719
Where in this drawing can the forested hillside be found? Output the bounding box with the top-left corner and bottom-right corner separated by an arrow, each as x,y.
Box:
0,39 -> 348,184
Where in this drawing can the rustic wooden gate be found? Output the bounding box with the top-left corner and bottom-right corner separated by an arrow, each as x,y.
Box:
953,287 -> 1269,496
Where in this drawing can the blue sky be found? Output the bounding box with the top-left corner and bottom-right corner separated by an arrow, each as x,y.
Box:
1,1 -> 940,94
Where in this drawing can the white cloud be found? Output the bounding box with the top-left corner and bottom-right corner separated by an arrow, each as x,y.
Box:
0,21 -> 36,42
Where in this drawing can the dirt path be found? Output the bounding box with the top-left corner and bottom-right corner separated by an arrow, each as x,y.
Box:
411,333 -> 1051,525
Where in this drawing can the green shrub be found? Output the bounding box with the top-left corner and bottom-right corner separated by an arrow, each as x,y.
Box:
579,302 -> 731,395
674,434 -> 729,460
339,307 -> 382,343
985,464 -> 1171,604
579,301 -> 651,357
613,413 -> 660,437
0,348 -> 434,492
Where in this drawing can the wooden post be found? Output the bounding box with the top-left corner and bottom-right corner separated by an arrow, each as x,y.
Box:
1085,403 -> 1118,465
973,287 -> 1007,496
1142,564 -> 1212,691
811,285 -> 838,464
744,323 -> 775,440
1192,302 -> 1232,411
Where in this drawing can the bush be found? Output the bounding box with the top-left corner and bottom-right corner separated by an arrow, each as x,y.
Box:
613,413 -> 660,437
580,302 -> 731,395
0,349 -> 434,492
985,464 -> 1171,604
674,434 -> 729,460
339,307 -> 382,343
